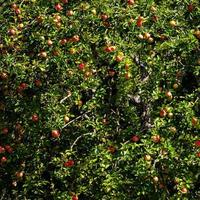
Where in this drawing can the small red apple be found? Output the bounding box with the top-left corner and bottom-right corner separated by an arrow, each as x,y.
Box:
51,130 -> 60,138
79,63 -> 85,70
47,39 -> 53,46
115,55 -> 123,62
180,187 -> 188,194
54,4 -> 63,12
151,135 -> 161,143
188,3 -> 194,12
136,16 -> 143,27
0,146 -> 5,154
39,51 -> 47,58
144,155 -> 151,161
64,160 -> 75,167
72,195 -> 78,200
32,114 -> 39,122
62,0 -> 68,3
1,156 -> 7,163
127,0 -> 134,5
5,145 -> 13,153
196,152 -> 200,157
67,10 -> 74,16
101,14 -> 108,21
194,140 -> 200,147
15,8 -> 21,15
16,171 -> 24,179
192,117 -> 198,126
34,79 -> 42,87
160,109 -> 167,117
108,146 -> 116,154
2,127 -> 9,135
8,28 -> 16,36
72,35 -> 80,42
131,135 -> 140,142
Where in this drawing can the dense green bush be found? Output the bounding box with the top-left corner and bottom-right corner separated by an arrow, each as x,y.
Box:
0,0 -> 200,199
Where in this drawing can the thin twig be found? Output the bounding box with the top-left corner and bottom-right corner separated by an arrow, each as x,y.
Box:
70,132 -> 94,151
61,111 -> 91,130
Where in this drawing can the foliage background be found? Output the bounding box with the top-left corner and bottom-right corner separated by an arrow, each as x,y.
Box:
0,0 -> 200,199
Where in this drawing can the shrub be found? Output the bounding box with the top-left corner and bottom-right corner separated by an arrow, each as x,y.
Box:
0,0 -> 200,199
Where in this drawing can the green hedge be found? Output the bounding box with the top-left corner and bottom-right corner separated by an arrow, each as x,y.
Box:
0,0 -> 200,199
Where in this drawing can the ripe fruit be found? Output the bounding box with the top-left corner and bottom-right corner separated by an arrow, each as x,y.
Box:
54,4 -> 63,12
67,10 -> 74,16
144,155 -> 151,161
64,160 -> 75,167
151,135 -> 161,143
194,140 -> 200,147
72,195 -> 78,200
64,116 -> 70,123
62,0 -> 68,3
115,55 -> 123,62
138,34 -> 144,40
0,72 -> 8,80
144,32 -> 151,40
32,114 -> 39,122
47,39 -> 53,46
79,63 -> 85,70
8,28 -> 16,36
169,20 -> 176,27
11,3 -> 18,10
160,109 -> 167,117
5,145 -> 13,153
39,51 -> 47,58
0,146 -> 5,154
131,135 -> 140,142
147,37 -> 154,43
51,130 -> 60,138
173,83 -> 179,89
136,16 -> 143,27
196,152 -> 200,157
2,127 -> 8,135
153,176 -> 159,183
108,69 -> 115,77
101,14 -> 108,21
165,91 -> 172,98
15,8 -> 21,15
168,112 -> 173,118
192,117 -> 198,126
34,79 -> 42,87
127,0 -> 134,5
194,30 -> 200,39
16,171 -> 24,179
188,3 -> 194,12
72,35 -> 80,42
108,146 -> 116,154
1,156 -> 7,163
180,187 -> 188,194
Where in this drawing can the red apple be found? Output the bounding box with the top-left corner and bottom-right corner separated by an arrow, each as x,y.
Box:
131,135 -> 140,142
62,0 -> 68,3
159,109 -> 167,117
0,146 -> 5,154
136,16 -> 143,27
51,130 -> 60,138
34,79 -> 42,87
39,51 -> 47,58
151,135 -> 161,143
127,0 -> 134,5
64,160 -> 75,167
194,140 -> 200,147
79,63 -> 85,70
54,4 -> 63,12
67,10 -> 74,16
72,35 -> 80,42
32,114 -> 39,122
2,127 -> 9,135
196,152 -> 200,157
47,39 -> 53,46
192,117 -> 198,126
188,3 -> 194,12
15,8 -> 21,15
72,195 -> 78,200
101,14 -> 108,21
16,171 -> 24,178
180,187 -> 188,194
115,55 -> 123,62
8,28 -> 16,36
1,156 -> 7,163
5,145 -> 13,153
108,146 -> 116,154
